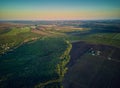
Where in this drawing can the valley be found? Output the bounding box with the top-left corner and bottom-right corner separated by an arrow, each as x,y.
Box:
0,20 -> 120,88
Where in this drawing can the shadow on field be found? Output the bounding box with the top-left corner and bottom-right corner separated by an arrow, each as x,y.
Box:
63,41 -> 120,88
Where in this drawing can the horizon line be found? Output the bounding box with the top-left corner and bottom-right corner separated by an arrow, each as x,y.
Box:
0,19 -> 120,21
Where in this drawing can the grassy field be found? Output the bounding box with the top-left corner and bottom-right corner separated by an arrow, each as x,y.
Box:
0,21 -> 120,88
0,24 -> 73,88
0,27 -> 40,54
1,27 -> 30,36
66,31 -> 120,48
79,33 -> 120,47
0,37 -> 71,88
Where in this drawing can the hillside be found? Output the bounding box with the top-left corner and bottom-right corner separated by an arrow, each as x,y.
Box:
0,20 -> 120,88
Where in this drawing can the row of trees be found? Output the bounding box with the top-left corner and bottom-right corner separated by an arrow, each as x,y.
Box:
56,40 -> 72,79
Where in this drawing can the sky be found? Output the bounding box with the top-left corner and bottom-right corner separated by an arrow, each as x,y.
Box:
0,0 -> 120,20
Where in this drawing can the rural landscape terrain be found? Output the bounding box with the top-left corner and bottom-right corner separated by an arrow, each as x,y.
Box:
0,20 -> 120,88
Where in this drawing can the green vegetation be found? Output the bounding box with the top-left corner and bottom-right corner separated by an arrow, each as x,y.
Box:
0,37 -> 71,88
2,27 -> 30,36
65,30 -> 120,48
0,27 -> 40,54
77,33 -> 120,48
0,21 -> 120,88
57,41 -> 72,77
35,40 -> 72,88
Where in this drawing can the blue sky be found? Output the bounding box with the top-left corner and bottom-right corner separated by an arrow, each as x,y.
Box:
0,0 -> 120,20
